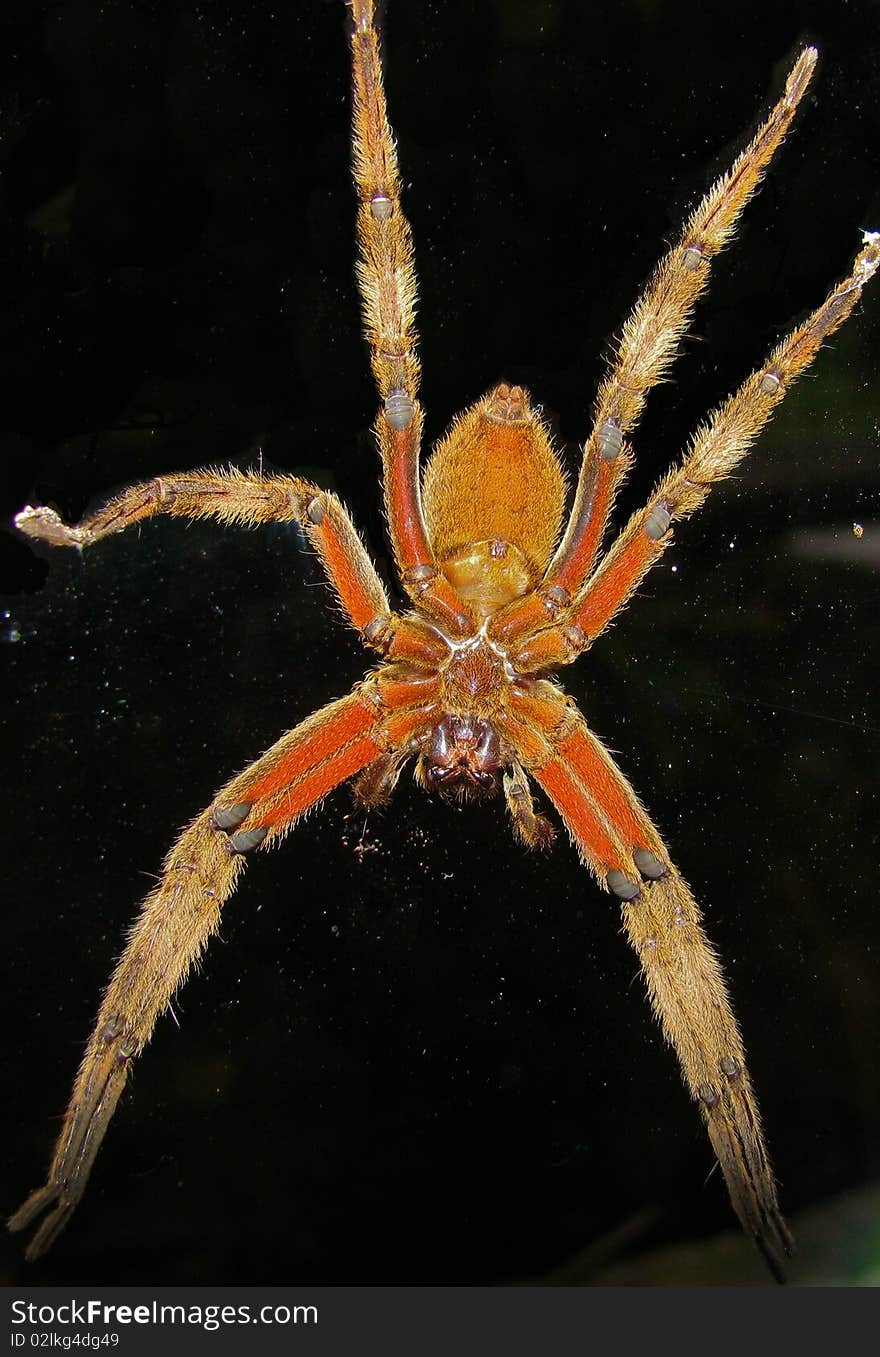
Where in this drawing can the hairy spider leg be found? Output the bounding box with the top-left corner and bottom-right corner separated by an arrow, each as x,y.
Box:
348,0 -> 473,636
505,231 -> 880,673
242,668 -> 441,827
501,700 -> 792,1280
495,709 -> 636,885
16,470 -> 387,632
14,469 -> 446,666
8,690 -> 433,1260
488,47 -> 817,650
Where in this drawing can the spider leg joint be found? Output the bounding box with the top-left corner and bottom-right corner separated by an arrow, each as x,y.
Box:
719,1055 -> 742,1081
607,869 -> 642,901
681,244 -> 704,272
633,848 -> 668,880
759,370 -> 783,396
384,388 -> 415,431
228,825 -> 269,855
305,495 -> 327,525
539,583 -> 572,615
369,194 -> 393,222
362,613 -> 395,652
597,421 -> 624,461
402,563 -> 439,592
645,501 -> 672,541
211,802 -> 253,832
117,1033 -> 138,1061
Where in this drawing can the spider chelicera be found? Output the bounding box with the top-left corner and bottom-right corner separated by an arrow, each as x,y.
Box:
10,0 -> 878,1279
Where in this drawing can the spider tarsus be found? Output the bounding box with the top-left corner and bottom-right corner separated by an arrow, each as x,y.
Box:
8,1183 -> 71,1261
755,1231 -> 789,1286
14,505 -> 85,548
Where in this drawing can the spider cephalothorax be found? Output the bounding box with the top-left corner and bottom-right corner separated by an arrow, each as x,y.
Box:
10,0 -> 878,1281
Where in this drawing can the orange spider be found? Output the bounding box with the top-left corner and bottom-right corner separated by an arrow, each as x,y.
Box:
9,0 -> 878,1279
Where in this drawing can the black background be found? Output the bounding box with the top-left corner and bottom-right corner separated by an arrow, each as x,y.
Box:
2,0 -> 879,1285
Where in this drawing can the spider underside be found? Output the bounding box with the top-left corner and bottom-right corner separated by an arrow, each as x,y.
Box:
10,0 -> 879,1281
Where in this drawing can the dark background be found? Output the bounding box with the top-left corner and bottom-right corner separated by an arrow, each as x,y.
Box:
2,0 -> 879,1286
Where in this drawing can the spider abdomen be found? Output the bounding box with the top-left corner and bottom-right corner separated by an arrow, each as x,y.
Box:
422,382 -> 566,584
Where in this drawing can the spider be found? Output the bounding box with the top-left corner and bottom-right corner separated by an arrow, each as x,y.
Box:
9,0 -> 878,1280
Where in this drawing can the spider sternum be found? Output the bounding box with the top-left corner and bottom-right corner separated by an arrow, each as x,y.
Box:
434,622 -> 522,713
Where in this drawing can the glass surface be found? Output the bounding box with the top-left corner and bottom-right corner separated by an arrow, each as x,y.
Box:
2,0 -> 879,1286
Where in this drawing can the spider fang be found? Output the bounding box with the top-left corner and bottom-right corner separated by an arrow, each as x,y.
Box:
538,583 -> 572,614
420,713 -> 501,793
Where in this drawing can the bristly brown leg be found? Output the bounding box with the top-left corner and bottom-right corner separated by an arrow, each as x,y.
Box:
506,231 -> 880,673
500,695 -> 792,1279
348,0 -> 473,635
7,687 -> 431,1259
545,47 -> 817,599
16,469 -> 393,639
567,229 -> 880,647
619,873 -> 794,1282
